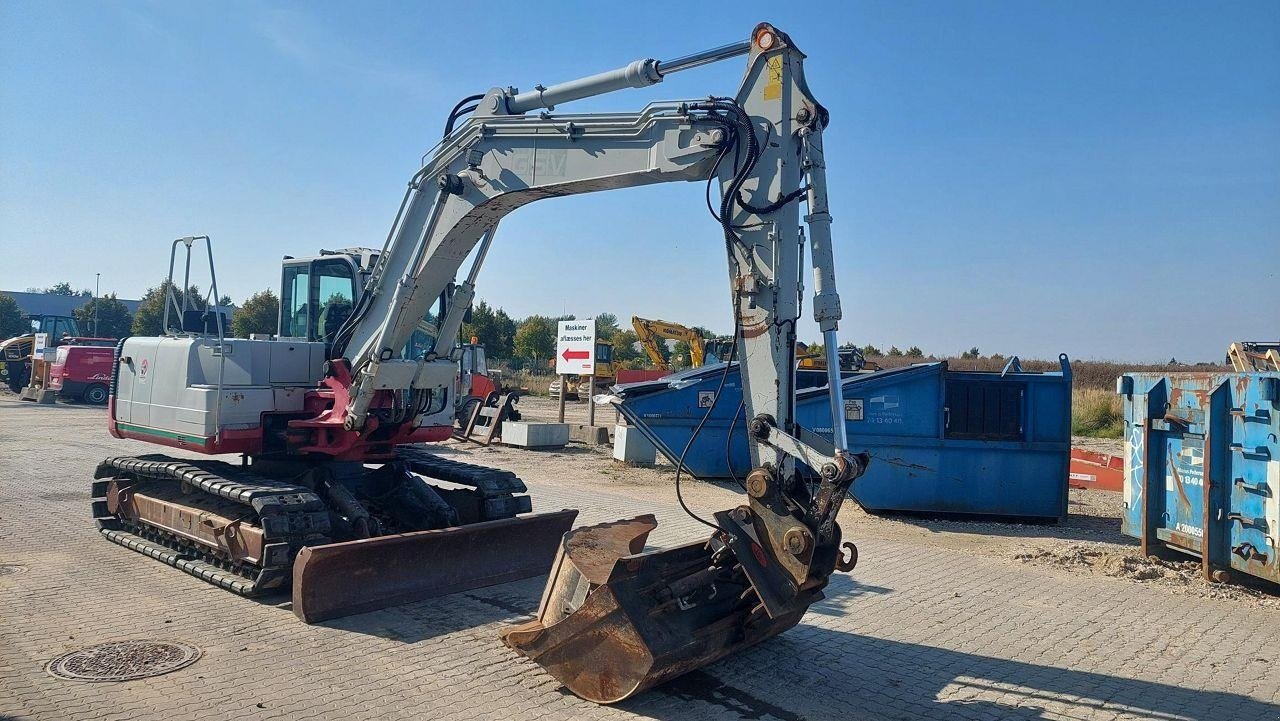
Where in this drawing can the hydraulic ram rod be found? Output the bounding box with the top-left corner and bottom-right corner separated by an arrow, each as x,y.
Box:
506,39 -> 751,114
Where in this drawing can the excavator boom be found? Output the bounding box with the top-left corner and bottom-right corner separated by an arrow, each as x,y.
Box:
631,316 -> 709,371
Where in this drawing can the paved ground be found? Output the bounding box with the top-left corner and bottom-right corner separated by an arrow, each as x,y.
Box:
2,396 -> 1278,721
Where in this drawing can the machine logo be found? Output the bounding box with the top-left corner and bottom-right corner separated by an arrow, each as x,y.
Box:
139,358 -> 149,378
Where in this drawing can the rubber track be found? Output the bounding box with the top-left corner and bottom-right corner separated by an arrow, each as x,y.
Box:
395,446 -> 526,495
92,455 -> 330,596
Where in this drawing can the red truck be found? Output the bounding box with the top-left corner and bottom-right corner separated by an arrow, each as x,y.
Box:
47,345 -> 115,404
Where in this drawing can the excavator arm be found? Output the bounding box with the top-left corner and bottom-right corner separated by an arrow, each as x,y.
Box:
326,23 -> 865,702
631,316 -> 709,371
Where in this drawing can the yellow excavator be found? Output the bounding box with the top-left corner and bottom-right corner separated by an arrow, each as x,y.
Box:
1228,341 -> 1280,372
631,316 -> 711,370
634,317 -> 873,374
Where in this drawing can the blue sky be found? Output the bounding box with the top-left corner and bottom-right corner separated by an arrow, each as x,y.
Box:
2,1 -> 1276,362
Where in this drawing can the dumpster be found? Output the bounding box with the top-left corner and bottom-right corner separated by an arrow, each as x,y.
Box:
1118,371 -> 1280,584
607,356 -> 1072,520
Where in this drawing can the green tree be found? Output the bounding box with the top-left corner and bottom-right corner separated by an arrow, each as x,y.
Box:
231,290 -> 280,338
462,299 -> 516,358
610,328 -> 642,364
671,340 -> 693,368
961,346 -> 981,359
860,344 -> 882,357
594,313 -> 620,342
514,315 -> 557,366
0,294 -> 25,339
132,281 -> 207,336
887,346 -> 904,357
43,281 -> 91,297
73,294 -> 133,338
905,346 -> 924,358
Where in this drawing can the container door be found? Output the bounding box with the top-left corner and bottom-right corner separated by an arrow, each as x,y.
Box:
1224,376 -> 1280,582
1153,428 -> 1207,552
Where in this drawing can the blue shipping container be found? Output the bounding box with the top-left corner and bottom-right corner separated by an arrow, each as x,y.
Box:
609,356 -> 1072,520
1119,371 -> 1280,584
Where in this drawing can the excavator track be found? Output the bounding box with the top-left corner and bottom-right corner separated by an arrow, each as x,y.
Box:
92,455 -> 331,596
92,450 -> 577,619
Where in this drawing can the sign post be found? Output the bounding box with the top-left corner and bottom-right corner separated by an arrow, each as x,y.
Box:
556,319 -> 596,424
557,373 -> 566,423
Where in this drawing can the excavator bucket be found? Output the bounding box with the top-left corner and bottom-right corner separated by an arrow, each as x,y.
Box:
293,509 -> 578,623
501,515 -> 813,704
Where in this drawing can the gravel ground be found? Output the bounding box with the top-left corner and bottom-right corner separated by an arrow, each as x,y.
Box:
3,393 -> 1280,720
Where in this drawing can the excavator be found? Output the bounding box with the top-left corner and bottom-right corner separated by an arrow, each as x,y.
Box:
632,316 -> 714,370
1228,341 -> 1280,372
93,23 -> 866,703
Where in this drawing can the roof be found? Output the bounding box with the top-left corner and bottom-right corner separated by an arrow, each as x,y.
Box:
1,291 -> 142,317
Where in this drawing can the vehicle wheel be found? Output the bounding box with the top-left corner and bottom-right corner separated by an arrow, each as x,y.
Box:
82,383 -> 109,405
457,397 -> 482,427
9,365 -> 30,393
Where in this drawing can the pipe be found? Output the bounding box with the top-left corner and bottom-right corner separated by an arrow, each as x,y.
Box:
506,38 -> 752,114
822,329 -> 847,452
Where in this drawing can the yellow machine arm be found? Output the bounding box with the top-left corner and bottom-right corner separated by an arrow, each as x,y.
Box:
1228,342 -> 1280,372
630,316 -> 707,370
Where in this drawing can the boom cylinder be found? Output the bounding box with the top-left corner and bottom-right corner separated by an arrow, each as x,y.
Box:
505,39 -> 751,114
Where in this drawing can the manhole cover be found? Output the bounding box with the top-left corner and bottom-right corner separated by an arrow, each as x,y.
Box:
47,641 -> 201,682
0,564 -> 26,576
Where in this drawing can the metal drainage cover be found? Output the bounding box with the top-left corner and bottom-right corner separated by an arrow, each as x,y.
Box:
47,641 -> 201,682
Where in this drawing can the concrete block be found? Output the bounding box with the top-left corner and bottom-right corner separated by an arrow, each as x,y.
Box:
501,422 -> 568,449
613,425 -> 656,465
570,424 -> 610,446
18,386 -> 54,404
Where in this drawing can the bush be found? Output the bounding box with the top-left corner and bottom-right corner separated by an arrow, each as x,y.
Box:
1072,388 -> 1124,438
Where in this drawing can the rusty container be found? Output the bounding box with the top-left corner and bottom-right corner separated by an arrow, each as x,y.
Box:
1119,371 -> 1280,584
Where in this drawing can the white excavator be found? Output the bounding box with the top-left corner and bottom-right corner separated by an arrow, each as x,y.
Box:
92,23 -> 867,703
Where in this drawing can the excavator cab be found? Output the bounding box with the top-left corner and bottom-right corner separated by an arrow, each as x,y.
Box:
279,253 -> 363,345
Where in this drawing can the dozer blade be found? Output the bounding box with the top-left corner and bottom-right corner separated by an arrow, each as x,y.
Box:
293,509 -> 578,623
501,515 -> 814,704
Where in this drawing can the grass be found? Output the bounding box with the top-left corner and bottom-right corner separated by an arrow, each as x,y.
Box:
1072,387 -> 1125,438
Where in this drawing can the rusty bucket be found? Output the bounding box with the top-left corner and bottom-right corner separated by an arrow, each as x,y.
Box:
501,515 -> 813,704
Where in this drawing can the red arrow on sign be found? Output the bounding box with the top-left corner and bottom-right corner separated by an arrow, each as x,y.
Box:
562,348 -> 590,361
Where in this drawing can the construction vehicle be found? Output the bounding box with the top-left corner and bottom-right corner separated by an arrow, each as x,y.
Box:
635,317 -> 872,375
796,341 -> 876,372
1228,341 -> 1280,372
48,344 -> 116,404
93,23 -> 865,703
632,316 -> 711,370
547,341 -> 614,400
1,314 -> 99,392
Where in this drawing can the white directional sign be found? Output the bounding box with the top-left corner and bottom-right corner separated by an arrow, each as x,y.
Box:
556,319 -> 596,375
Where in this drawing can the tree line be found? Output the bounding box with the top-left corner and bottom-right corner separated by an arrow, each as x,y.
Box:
2,286 -> 968,365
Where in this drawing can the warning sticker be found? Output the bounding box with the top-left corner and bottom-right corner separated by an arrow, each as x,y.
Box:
763,55 -> 783,101
698,391 -> 716,409
844,398 -> 864,421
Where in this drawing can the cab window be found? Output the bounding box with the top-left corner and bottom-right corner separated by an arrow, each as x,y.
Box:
312,259 -> 355,345
280,265 -> 310,338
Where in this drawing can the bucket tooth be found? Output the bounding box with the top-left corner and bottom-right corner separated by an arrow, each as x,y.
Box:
501,515 -> 814,704
292,509 -> 578,623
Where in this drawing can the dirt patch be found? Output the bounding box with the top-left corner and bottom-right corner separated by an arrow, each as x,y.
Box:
1015,543 -> 1280,608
